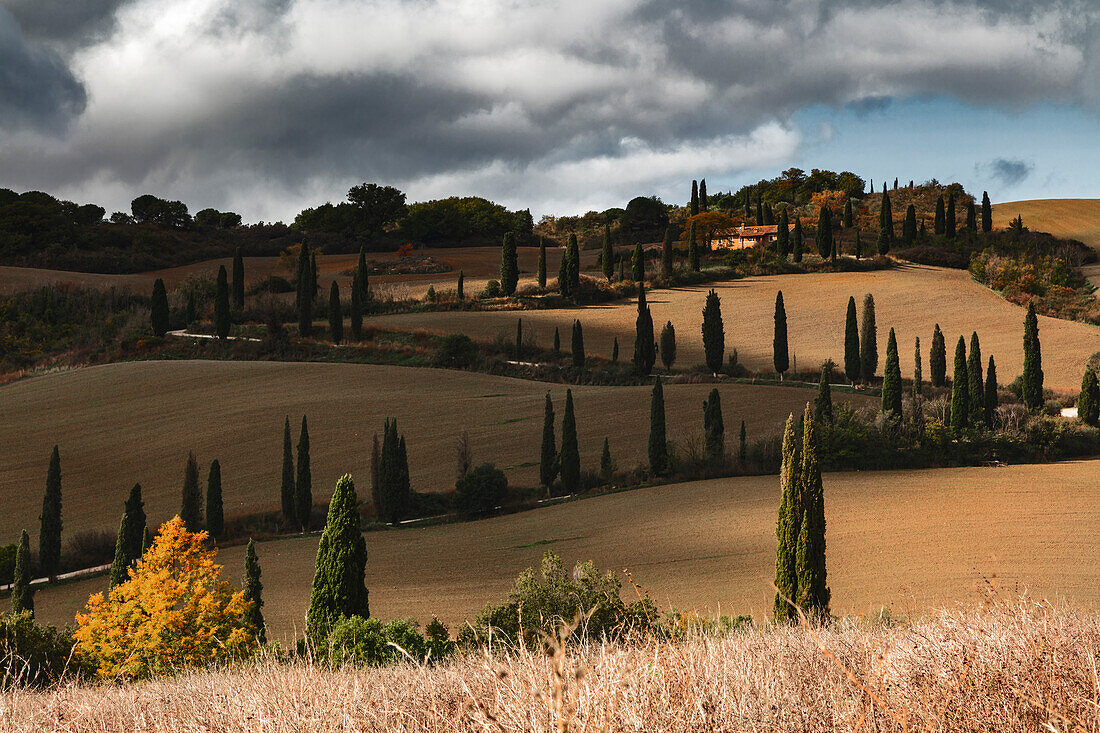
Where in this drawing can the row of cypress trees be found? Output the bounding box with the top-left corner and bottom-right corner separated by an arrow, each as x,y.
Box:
373,419 -> 412,524
179,452 -> 227,538
281,416 -> 314,531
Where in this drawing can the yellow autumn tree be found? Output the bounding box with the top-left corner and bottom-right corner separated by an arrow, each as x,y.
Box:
73,516 -> 255,679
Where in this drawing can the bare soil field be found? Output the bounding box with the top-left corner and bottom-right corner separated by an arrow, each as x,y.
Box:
0,360 -> 869,542
33,459 -> 1100,639
371,264 -> 1100,392
992,198 -> 1100,250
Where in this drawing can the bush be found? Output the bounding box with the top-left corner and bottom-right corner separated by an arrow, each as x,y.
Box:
0,611 -> 83,687
60,530 -> 116,574
433,333 -> 478,368
327,616 -> 453,666
247,275 -> 295,295
481,280 -> 502,298
894,245 -> 969,269
453,463 -> 508,519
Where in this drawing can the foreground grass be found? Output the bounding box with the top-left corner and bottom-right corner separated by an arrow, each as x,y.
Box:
4,597 -> 1095,731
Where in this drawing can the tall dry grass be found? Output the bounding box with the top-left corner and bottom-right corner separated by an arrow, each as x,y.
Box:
2,595 -> 1097,732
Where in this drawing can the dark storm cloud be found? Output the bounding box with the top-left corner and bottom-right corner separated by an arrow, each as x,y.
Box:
988,158 -> 1033,186
0,0 -> 132,47
0,8 -> 86,130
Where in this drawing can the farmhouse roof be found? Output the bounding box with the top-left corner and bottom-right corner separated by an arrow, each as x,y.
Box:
738,225 -> 778,236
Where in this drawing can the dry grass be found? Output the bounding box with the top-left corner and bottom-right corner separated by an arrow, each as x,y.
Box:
5,597 -> 1098,731
992,199 -> 1100,250
33,459 -> 1100,641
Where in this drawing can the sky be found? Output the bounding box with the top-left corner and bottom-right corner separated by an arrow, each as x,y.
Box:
0,0 -> 1098,222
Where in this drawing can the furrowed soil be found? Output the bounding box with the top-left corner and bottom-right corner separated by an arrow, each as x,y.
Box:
34,459 -> 1100,639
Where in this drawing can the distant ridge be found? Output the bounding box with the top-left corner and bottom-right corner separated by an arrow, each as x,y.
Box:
991,198 -> 1100,251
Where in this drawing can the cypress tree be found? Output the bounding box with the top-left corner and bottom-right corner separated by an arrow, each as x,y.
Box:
232,246 -> 245,309
296,416 -> 312,531
1079,367 -> 1100,427
11,530 -> 33,615
854,228 -> 862,259
539,392 -> 557,490
618,257 -> 625,282
967,333 -> 984,426
214,265 -> 230,340
281,416 -> 295,523
559,389 -> 580,493
328,281 -> 342,344
659,320 -> 676,371
296,241 -> 313,337
206,459 -> 224,540
515,318 -> 523,360
763,202 -> 774,226
981,191 -> 993,233
553,327 -> 561,356
688,222 -> 700,272
913,336 -> 923,397
150,278 -> 170,337
842,198 -> 853,228
310,250 -> 319,302
243,539 -> 265,644
859,294 -> 878,382
631,242 -> 645,282
893,177 -> 898,190
1022,302 -> 1044,412
792,218 -> 804,262
571,320 -> 585,368
756,197 -> 764,224
39,445 -> 62,581
109,513 -> 133,590
350,273 -> 363,340
180,451 -> 202,533
966,200 -> 977,235
950,336 -> 969,432
881,328 -> 902,416
660,226 -> 673,279
612,337 -> 619,363
397,434 -> 411,522
690,179 -> 699,216
702,288 -> 725,375
604,225 -> 616,281
567,233 -> 580,292
500,232 -> 518,295
457,270 -> 465,300
699,178 -> 708,211
370,432 -> 382,515
537,238 -> 547,289
877,191 -> 893,254
815,365 -> 834,424
557,240 -> 570,296
356,247 -> 369,302
306,474 -> 369,643
648,377 -> 667,476
121,483 -> 146,565
946,195 -> 957,240
633,285 -> 656,375
844,296 -> 860,383
934,197 -> 946,235
777,208 -> 790,259
773,413 -> 801,623
739,419 -> 747,463
773,291 -> 789,378
985,356 -> 999,428
378,419 -> 397,522
703,388 -> 724,460
599,438 -> 613,483
795,405 -> 829,621
930,324 -> 947,387
815,204 -> 832,258
744,191 -> 752,220
903,204 -> 917,246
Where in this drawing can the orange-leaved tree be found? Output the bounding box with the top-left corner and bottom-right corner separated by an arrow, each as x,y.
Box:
73,516 -> 255,679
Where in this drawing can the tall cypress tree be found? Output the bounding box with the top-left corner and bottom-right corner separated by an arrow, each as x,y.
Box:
792,218 -> 804,262
950,336 -> 969,432
659,320 -> 676,371
739,419 -> 747,463
981,191 -> 993,233
773,291 -> 789,378
844,296 -> 860,383
39,445 -> 62,581
815,204 -> 833,258
281,416 -> 295,523
558,241 -> 571,296
567,233 -> 580,292
648,377 -> 667,476
350,273 -> 363,341
699,178 -> 708,211
232,246 -> 245,309
121,483 -> 146,566
559,389 -> 580,493
180,451 -> 203,533
457,270 -> 465,300
946,195 -> 957,240
777,208 -> 790,259
328,281 -> 342,344
296,416 -> 312,532
842,198 -> 853,228
306,474 -> 369,643
967,332 -> 984,426
689,179 -> 699,216
515,318 -> 523,360
880,328 -> 902,416
11,530 -> 33,615
109,512 -> 133,590
859,294 -> 878,382
631,242 -> 645,282
500,232 -> 518,295
773,413 -> 801,623
633,285 -> 656,375
934,197 -> 946,235
599,438 -> 613,483
206,459 -> 224,540
310,250 -> 319,302
571,320 -> 585,368
814,365 -> 834,424
930,324 -> 947,387
243,539 -> 266,644
966,200 -> 977,235
1022,302 -> 1044,412
150,278 -> 170,337
296,241 -> 313,337
553,327 -> 561,356
703,388 -> 724,460
763,202 -> 774,226
702,288 -> 725,375
854,228 -> 862,259
756,196 -> 764,225
688,223 -> 700,272
397,435 -> 411,522
877,191 -> 893,254
1079,368 -> 1100,427
539,392 -> 557,490
913,337 -> 923,397
537,238 -> 547,288
903,204 -> 917,246
744,190 -> 752,220
356,247 -> 369,302
985,356 -> 999,427
214,265 -> 230,340
795,405 -> 829,621
660,226 -> 673,279
612,337 -> 619,363
604,225 -> 616,281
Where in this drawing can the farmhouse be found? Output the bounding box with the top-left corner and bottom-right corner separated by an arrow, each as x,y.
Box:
713,224 -> 778,250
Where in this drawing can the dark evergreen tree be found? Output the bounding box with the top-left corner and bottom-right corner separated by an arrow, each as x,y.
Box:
612,337 -> 619,363
880,328 -> 902,416
702,288 -> 725,375
966,200 -> 977,235
232,246 -> 245,309
1022,302 -> 1044,412
537,238 -> 547,288
859,294 -> 878,382
934,196 -> 946,235
688,223 -> 700,272
559,389 -> 580,493
243,539 -> 265,644
854,228 -> 862,259
571,320 -> 585,368
539,392 -> 558,490
913,337 -> 923,397
206,460 -> 224,540
777,208 -> 790,259
844,296 -> 860,383
121,483 -> 146,567
633,285 -> 656,375
328,281 -> 342,344
814,364 -> 834,424
660,226 -> 673,279
739,420 -> 747,463
180,451 -> 203,533
930,324 -> 947,387
659,320 -> 676,371
11,530 -> 33,615
792,218 -> 804,262
903,204 -> 917,246
150,278 -> 170,337
296,241 -> 313,337
557,240 -> 571,297
756,197 -> 764,224
985,356 -> 999,428
306,474 -> 369,643
350,273 -> 363,341
773,413 -> 800,623
370,433 -> 382,515
604,225 -> 616,281
553,327 -> 561,356
773,291 -> 789,378
214,265 -> 230,340
356,247 -> 369,302
618,257 -> 625,283
689,179 -> 699,216
39,446 -> 62,580
893,177 -> 898,190
1079,367 -> 1100,427
515,318 -> 523,360
950,336 -> 969,432
703,388 -> 724,460
981,191 -> 993,233
310,250 -> 319,302
842,198 -> 853,228
109,512 -> 133,590
744,191 -> 752,219
795,405 -> 829,621
763,202 -> 774,225
397,435 -> 411,522
648,377 -> 667,476
457,270 -> 465,300
699,178 -> 708,212
296,416 -> 312,531
281,416 -> 295,523
566,233 -> 580,292
877,191 -> 893,254
967,332 -> 984,426
599,438 -> 614,484
500,232 -> 518,295
946,195 -> 957,240
631,242 -> 645,282
815,204 -> 832,258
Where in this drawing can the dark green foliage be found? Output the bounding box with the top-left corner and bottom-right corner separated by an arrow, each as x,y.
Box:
815,204 -> 833,258
243,540 -> 265,644
844,296 -> 860,382
281,416 -> 295,522
310,251 -> 319,301
966,200 -> 977,234
777,208 -> 790,258
854,229 -> 862,259
633,285 -> 656,375
539,392 -> 558,490
773,414 -> 800,623
631,242 -> 645,282
121,483 -> 146,569
560,389 -> 580,493
967,333 -> 984,426
690,179 -> 699,216
515,318 -> 523,360
903,204 -> 917,246
951,336 -> 969,432
739,420 -> 747,463
618,257 -> 625,282
500,232 -> 518,295
296,241 -> 313,337
109,513 -> 133,590
150,278 -> 170,337
457,270 -> 465,300
328,616 -> 452,666
660,226 -> 673,279
350,273 -> 363,340
859,294 -> 877,382
328,281 -> 342,344
688,222 -> 700,272
981,191 -> 992,233
599,438 -> 614,483
648,377 -> 667,476
377,418 -> 410,523
0,610 -> 79,687
356,247 -> 369,302
703,388 -> 724,461
934,197 -> 946,235
792,218 -> 803,262
566,234 -> 580,292
773,291 -> 789,376
604,226 -> 616,281
571,320 -> 585,368
877,191 -> 893,254
11,531 -> 33,615
756,197 -> 764,224
537,238 -> 547,288
945,195 -> 956,239
930,324 -> 947,388
454,463 -> 508,520
553,327 -> 561,356
815,365 -> 834,424
659,320 -> 676,371
435,333 -> 477,368
296,417 -> 312,531
795,406 -> 829,620
558,239 -> 571,297
699,178 -> 708,211
39,446 -> 62,580
1079,367 -> 1100,427
1022,302 -> 1044,412
232,246 -> 244,309
214,265 -> 230,340
843,198 -> 853,228
913,337 -> 923,397
306,474 -> 369,643
612,337 -> 619,363
180,451 -> 203,533
702,288 -> 725,375
985,356 -> 999,428
206,460 -> 224,540
765,203 -> 776,226
881,329 -> 902,417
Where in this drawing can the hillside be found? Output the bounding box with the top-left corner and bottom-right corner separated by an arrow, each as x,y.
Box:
34,459 -> 1100,639
992,199 -> 1100,250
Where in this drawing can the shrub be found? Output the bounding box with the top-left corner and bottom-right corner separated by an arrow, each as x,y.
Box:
481,280 -> 502,298
327,616 -> 453,667
0,611 -> 82,687
453,463 -> 508,520
247,275 -> 294,295
433,333 -> 478,368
